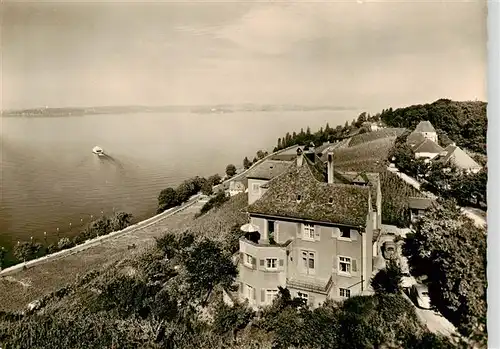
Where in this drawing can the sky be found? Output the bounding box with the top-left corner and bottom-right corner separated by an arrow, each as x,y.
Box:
1,0 -> 487,111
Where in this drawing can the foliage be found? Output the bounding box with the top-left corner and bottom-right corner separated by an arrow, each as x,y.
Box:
13,241 -> 42,263
403,200 -> 487,336
224,224 -> 246,254
57,237 -> 74,250
183,238 -> 238,305
212,300 -> 254,340
379,99 -> 487,154
0,247 -> 6,270
196,192 -> 230,218
201,181 -> 213,196
157,187 -> 179,213
256,150 -> 268,160
225,164 -> 237,177
371,260 -> 403,294
208,174 -> 222,186
111,211 -> 133,231
243,156 -> 252,169
155,231 -> 195,260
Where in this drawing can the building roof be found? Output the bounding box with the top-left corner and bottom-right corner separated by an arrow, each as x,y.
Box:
408,197 -> 433,210
413,138 -> 444,154
247,156 -> 372,227
414,121 -> 436,133
439,145 -> 482,170
245,160 -> 293,180
406,132 -> 427,148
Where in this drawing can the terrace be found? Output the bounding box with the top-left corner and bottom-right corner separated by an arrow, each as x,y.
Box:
287,275 -> 334,295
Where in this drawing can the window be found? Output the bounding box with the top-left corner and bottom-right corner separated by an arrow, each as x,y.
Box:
266,289 -> 279,304
297,194 -> 302,202
297,291 -> 309,301
244,254 -> 254,267
339,256 -> 351,274
339,288 -> 351,298
303,223 -> 315,240
246,285 -> 254,301
266,258 -> 277,270
301,250 -> 316,275
340,227 -> 351,239
252,183 -> 260,192
268,220 -> 275,233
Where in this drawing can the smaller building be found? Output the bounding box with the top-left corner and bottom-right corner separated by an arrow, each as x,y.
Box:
436,145 -> 482,174
414,121 -> 438,143
228,180 -> 246,196
413,138 -> 444,160
246,160 -> 293,205
408,197 -> 433,223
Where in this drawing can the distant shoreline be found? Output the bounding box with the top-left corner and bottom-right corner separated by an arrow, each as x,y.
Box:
1,104 -> 359,118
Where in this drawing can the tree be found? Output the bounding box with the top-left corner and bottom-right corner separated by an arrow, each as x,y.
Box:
158,187 -> 178,213
57,237 -> 74,250
371,260 -> 403,294
111,212 -> 133,231
243,157 -> 252,170
13,241 -> 42,263
0,246 -> 6,270
225,164 -> 237,178
403,200 -> 486,336
183,238 -> 237,305
201,181 -> 213,196
208,174 -> 222,186
256,150 -> 265,160
176,180 -> 197,203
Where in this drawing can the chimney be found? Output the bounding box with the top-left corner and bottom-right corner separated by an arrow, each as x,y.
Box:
296,147 -> 304,167
327,150 -> 334,183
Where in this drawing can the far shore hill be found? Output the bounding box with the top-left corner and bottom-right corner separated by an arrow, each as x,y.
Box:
1,104 -> 359,117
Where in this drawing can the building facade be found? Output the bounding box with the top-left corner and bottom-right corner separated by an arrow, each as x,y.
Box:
236,148 -> 379,309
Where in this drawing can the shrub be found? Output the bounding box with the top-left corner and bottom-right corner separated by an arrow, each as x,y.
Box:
225,164 -> 237,177
371,260 -> 403,294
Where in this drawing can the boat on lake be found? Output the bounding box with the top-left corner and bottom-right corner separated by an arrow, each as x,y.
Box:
92,146 -> 105,156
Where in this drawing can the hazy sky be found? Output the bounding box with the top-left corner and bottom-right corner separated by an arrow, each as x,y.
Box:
1,0 -> 487,110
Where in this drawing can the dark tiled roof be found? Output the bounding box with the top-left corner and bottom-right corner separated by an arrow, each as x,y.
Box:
414,121 -> 436,133
406,132 -> 426,148
413,138 -> 443,154
246,160 -> 292,180
247,156 -> 371,227
408,197 -> 433,210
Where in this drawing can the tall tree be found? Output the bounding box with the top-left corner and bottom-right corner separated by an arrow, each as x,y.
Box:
403,200 -> 486,336
243,157 -> 252,170
183,239 -> 237,305
225,164 -> 237,177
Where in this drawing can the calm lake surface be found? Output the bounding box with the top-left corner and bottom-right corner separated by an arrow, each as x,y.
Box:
0,110 -> 357,253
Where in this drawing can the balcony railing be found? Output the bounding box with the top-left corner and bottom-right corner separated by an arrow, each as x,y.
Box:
240,236 -> 294,248
286,275 -> 333,294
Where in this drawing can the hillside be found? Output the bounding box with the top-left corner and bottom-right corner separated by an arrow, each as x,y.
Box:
379,99 -> 487,153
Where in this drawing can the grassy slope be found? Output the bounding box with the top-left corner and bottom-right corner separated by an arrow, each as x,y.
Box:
348,128 -> 406,147
333,132 -> 424,226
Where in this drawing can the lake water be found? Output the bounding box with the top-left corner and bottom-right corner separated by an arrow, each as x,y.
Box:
0,110 -> 357,254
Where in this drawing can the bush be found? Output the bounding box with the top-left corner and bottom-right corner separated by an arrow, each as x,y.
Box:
225,164 -> 237,177
371,260 -> 403,294
196,192 -> 230,217
57,237 -> 74,250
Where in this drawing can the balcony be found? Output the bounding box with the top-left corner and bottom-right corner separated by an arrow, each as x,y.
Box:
239,236 -> 294,248
286,275 -> 333,295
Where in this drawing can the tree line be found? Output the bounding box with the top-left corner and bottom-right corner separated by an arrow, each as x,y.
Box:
272,112 -> 381,153
0,211 -> 133,271
380,99 -> 487,154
